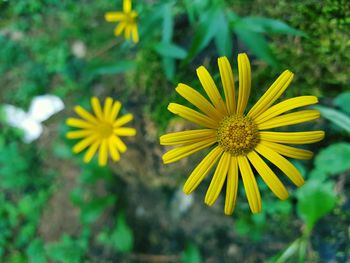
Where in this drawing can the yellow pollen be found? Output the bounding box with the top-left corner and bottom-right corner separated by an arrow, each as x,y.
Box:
217,115 -> 259,156
96,122 -> 113,138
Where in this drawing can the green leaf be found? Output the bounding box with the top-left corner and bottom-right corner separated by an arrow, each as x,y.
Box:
46,235 -> 84,263
185,8 -> 221,61
237,17 -> 306,36
308,168 -> 327,182
314,143 -> 350,176
265,199 -> 292,215
8,253 -> 27,263
163,57 -> 176,81
26,239 -> 47,263
184,0 -> 196,24
160,3 -> 177,81
296,180 -> 337,231
184,0 -> 211,23
89,60 -> 135,75
154,42 -> 187,59
79,161 -> 113,185
138,3 -> 164,39
334,91 -> 350,115
80,196 -> 116,225
113,213 -> 134,253
233,27 -> 278,67
162,2 -> 174,42
182,243 -> 202,263
234,213 -> 266,241
315,105 -> 350,134
52,142 -> 73,159
267,238 -> 308,263
214,9 -> 233,57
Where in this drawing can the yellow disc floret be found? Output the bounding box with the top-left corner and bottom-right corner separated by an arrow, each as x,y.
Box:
217,115 -> 259,156
96,122 -> 114,138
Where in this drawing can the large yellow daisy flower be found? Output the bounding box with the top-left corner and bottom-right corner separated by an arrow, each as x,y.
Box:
160,53 -> 324,215
66,97 -> 136,166
105,0 -> 139,44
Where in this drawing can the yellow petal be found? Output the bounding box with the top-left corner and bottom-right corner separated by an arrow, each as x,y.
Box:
115,22 -> 127,36
205,152 -> 230,206
160,129 -> 216,146
176,83 -> 223,120
196,66 -> 227,114
224,156 -> 238,215
162,137 -> 216,164
74,106 -> 98,124
83,140 -> 100,163
254,96 -> 318,124
258,110 -> 320,130
114,127 -> 136,136
98,139 -> 108,166
110,136 -> 127,153
114,113 -> 133,127
66,130 -> 93,139
109,101 -> 122,122
236,53 -> 251,114
259,131 -> 325,144
218,56 -> 236,114
108,139 -> 120,161
124,25 -> 132,40
248,70 -> 294,118
260,141 -> 313,160
103,97 -> 113,120
168,103 -> 218,129
66,118 -> 94,129
183,146 -> 223,194
237,155 -> 262,214
131,25 -> 139,43
91,97 -> 103,120
247,151 -> 289,200
255,143 -> 304,187
72,135 -> 98,154
123,0 -> 132,13
105,12 -> 125,22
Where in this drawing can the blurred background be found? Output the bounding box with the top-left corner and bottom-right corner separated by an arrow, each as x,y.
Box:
0,0 -> 349,262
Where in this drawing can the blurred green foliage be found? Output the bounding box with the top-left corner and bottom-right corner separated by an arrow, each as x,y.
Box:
182,243 -> 202,263
246,0 -> 350,97
0,114 -> 53,261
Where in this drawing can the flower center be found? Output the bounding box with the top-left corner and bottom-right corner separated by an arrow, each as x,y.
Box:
125,11 -> 137,23
96,122 -> 113,138
217,115 -> 259,156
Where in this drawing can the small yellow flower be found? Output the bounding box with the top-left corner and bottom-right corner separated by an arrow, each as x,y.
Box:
105,0 -> 139,43
160,53 -> 325,215
66,97 -> 136,166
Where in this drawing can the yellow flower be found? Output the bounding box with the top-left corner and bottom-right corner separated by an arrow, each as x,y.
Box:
105,0 -> 139,43
160,53 -> 325,215
66,97 -> 136,166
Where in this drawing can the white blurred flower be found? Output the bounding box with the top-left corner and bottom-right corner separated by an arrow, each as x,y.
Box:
71,40 -> 86,58
3,95 -> 64,143
171,188 -> 194,218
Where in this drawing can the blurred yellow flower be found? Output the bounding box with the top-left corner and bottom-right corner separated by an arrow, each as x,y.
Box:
160,53 -> 324,215
105,0 -> 139,43
66,97 -> 136,166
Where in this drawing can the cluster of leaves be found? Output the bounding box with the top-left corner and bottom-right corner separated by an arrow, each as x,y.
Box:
0,110 -> 54,262
245,0 -> 350,97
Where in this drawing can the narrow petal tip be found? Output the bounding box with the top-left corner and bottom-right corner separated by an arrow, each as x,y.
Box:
296,177 -> 305,187
252,209 -> 262,214
218,56 -> 229,62
204,198 -> 214,207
